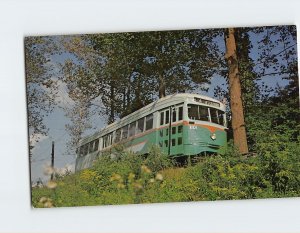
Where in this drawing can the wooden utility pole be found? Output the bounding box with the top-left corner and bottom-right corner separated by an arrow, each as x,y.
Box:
225,28 -> 249,154
50,141 -> 55,180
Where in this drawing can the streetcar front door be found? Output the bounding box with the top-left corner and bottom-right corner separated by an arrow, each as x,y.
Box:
158,108 -> 170,155
158,105 -> 184,156
169,105 -> 184,156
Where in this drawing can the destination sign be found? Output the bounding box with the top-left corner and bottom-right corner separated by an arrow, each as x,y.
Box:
194,97 -> 220,107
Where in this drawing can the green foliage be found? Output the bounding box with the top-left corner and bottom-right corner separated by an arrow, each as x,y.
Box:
31,141 -> 300,207
257,141 -> 300,195
143,146 -> 173,172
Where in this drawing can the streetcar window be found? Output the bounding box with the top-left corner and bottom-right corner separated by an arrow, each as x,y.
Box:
115,128 -> 121,142
178,125 -> 183,133
160,129 -> 163,137
188,104 -> 210,122
172,109 -> 177,122
218,110 -> 225,126
178,107 -> 183,121
83,144 -> 88,156
102,135 -> 107,148
188,104 -> 198,120
122,125 -> 128,139
103,134 -> 112,148
164,140 -> 168,147
199,106 -> 209,121
79,146 -> 84,156
129,121 -> 136,137
210,108 -> 219,124
108,133 -> 113,146
178,137 -> 182,145
172,127 -> 176,135
94,139 -> 99,151
159,141 -> 163,147
166,128 -> 169,136
137,118 -> 144,134
89,141 -> 94,153
165,110 -> 170,124
145,114 -> 153,131
160,112 -> 164,125
172,139 -> 176,146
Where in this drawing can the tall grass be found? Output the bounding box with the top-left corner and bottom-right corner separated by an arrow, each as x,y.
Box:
32,142 -> 300,208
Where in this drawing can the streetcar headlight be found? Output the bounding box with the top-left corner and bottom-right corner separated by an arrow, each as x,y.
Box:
211,133 -> 217,140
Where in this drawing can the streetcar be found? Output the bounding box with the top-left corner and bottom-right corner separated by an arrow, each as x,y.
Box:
75,93 -> 227,171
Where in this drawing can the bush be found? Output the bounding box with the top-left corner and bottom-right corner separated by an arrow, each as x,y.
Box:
31,141 -> 300,207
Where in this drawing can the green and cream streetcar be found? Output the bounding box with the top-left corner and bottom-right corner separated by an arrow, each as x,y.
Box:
75,93 -> 227,171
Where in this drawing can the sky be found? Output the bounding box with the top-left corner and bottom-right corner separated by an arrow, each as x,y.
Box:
29,27 -> 297,183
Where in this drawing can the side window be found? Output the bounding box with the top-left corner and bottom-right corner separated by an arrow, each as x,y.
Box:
145,114 -> 153,131
178,106 -> 183,121
165,110 -> 170,124
164,140 -> 168,147
94,139 -> 99,152
178,137 -> 182,145
172,108 -> 177,122
171,138 -> 176,146
137,118 -> 144,134
199,106 -> 209,121
160,112 -> 164,125
159,129 -> 163,137
88,141 -> 94,153
102,135 -> 107,148
103,134 -> 113,148
178,125 -> 183,133
218,110 -> 225,126
129,121 -> 136,137
79,146 -> 84,156
210,108 -> 219,124
122,125 -> 128,139
172,127 -> 176,134
188,104 -> 199,120
115,128 -> 121,142
107,133 -> 112,147
83,144 -> 88,156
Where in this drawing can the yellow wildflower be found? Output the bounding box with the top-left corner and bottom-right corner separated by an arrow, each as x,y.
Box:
46,181 -> 57,189
155,173 -> 163,181
110,173 -> 122,182
39,197 -> 48,203
133,182 -> 143,190
128,172 -> 135,181
141,165 -> 151,174
149,178 -> 155,183
117,183 -> 125,189
44,201 -> 53,208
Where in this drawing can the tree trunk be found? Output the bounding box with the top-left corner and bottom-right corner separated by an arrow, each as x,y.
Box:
133,76 -> 143,111
225,28 -> 249,154
158,73 -> 166,98
108,81 -> 115,124
127,80 -> 131,111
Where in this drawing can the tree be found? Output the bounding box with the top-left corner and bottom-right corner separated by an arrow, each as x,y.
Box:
246,25 -> 299,150
24,37 -> 58,154
224,28 -> 249,154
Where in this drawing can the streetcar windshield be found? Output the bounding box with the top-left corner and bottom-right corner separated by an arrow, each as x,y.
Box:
188,104 -> 209,121
210,107 -> 225,126
188,104 -> 225,126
